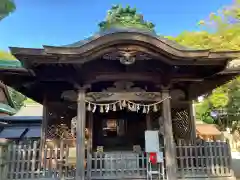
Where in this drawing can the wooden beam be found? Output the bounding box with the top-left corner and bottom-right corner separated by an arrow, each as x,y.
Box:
62,90 -> 189,102
83,72 -> 162,84
188,74 -> 235,99
34,75 -> 204,83
83,72 -> 204,85
86,92 -> 162,102
171,78 -> 203,82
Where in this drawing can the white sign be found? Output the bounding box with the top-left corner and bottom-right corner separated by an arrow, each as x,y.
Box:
145,130 -> 160,153
157,152 -> 163,163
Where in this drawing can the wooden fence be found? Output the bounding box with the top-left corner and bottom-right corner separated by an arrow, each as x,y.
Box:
176,139 -> 233,178
0,139 -> 234,180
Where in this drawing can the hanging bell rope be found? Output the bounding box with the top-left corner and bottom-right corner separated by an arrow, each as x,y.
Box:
84,96 -> 171,114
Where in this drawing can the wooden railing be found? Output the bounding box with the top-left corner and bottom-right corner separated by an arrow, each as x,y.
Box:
0,139 -> 235,180
89,151 -> 149,179
176,139 -> 233,178
0,140 -> 76,180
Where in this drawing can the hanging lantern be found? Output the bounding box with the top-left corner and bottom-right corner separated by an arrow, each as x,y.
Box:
87,103 -> 92,111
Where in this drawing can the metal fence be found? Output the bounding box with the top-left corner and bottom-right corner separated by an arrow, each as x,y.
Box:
0,139 -> 234,180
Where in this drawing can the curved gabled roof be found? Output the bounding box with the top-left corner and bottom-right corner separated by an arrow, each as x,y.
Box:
9,27 -> 240,62
42,28 -> 212,58
63,28 -> 193,51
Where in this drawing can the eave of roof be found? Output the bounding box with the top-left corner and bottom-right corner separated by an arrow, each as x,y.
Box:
0,59 -> 28,74
0,82 -> 15,109
0,116 -> 42,121
196,124 -> 221,136
9,29 -> 240,61
0,59 -> 23,68
0,103 -> 17,115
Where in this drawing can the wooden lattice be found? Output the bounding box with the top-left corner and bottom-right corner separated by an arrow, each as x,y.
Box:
71,117 -> 90,139
46,124 -> 74,139
172,110 -> 191,140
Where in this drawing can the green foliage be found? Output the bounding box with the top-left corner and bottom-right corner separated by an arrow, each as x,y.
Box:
195,100 -> 215,124
170,0 -> 240,129
99,5 -> 155,31
0,0 -> 16,20
199,0 -> 240,31
24,98 -> 37,104
0,50 -> 16,60
208,87 -> 229,108
226,77 -> 240,122
170,27 -> 240,51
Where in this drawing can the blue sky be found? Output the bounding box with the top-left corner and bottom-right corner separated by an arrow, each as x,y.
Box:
0,0 -> 233,51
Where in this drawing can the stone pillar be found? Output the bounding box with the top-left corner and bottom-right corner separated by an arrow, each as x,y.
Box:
189,100 -> 196,140
76,89 -> 86,180
162,88 -> 177,180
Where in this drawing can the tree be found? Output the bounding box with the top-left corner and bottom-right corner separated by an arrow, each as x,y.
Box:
170,0 -> 240,131
0,50 -> 16,60
0,0 -> 16,20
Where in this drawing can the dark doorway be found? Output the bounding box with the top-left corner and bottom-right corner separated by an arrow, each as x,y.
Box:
92,110 -> 146,151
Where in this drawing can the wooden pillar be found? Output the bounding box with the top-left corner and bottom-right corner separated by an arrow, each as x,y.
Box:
87,112 -> 93,179
189,100 -> 196,140
146,114 -> 152,130
76,89 -> 86,180
0,145 -> 3,180
40,97 -> 48,154
162,88 -> 177,180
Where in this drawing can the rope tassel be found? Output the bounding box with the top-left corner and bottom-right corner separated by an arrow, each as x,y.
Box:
84,97 -> 171,113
